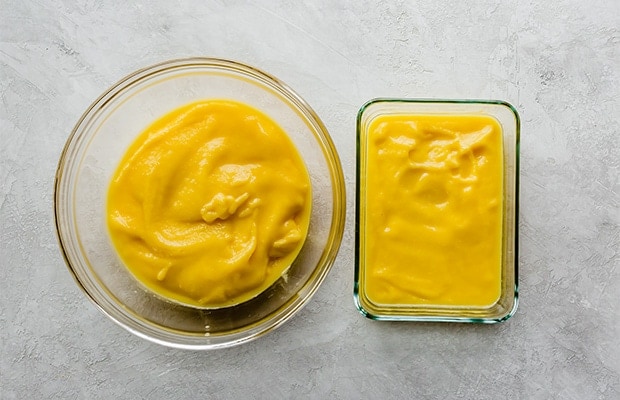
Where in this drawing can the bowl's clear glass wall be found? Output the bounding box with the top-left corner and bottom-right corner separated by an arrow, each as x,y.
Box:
56,60 -> 345,348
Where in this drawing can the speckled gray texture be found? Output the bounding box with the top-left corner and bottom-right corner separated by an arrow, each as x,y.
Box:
1,1 -> 619,399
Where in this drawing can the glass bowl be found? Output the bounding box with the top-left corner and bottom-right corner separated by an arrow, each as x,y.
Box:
54,58 -> 346,349
355,98 -> 519,323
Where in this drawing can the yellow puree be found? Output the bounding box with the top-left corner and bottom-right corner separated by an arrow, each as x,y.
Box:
365,114 -> 503,307
107,100 -> 311,308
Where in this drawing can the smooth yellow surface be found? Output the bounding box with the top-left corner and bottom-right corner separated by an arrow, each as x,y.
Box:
364,114 -> 503,307
107,99 -> 311,308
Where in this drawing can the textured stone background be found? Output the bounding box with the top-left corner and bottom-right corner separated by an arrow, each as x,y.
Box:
1,1 -> 619,399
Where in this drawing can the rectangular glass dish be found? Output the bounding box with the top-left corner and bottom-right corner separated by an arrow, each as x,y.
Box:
355,99 -> 519,323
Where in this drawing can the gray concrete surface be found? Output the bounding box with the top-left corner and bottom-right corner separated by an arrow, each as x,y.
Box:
1,1 -> 619,399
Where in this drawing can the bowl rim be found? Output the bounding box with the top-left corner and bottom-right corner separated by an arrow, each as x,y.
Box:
54,57 -> 346,349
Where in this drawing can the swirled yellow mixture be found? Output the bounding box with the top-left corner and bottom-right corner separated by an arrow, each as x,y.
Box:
365,114 -> 503,307
107,100 -> 311,308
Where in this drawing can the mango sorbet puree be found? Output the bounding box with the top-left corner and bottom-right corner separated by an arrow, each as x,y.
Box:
365,114 -> 503,307
107,100 -> 311,308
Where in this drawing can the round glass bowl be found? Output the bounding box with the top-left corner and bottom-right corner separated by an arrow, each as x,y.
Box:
54,58 -> 345,349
